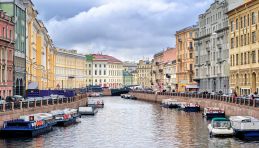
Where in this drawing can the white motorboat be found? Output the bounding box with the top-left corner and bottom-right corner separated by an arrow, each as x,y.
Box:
208,117 -> 234,137
79,107 -> 98,115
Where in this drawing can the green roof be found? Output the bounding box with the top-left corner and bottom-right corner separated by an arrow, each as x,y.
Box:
212,117 -> 229,122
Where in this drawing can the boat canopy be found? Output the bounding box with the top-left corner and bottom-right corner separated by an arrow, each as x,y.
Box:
212,118 -> 230,122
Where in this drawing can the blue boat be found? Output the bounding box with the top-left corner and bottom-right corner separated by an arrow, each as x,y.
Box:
51,109 -> 80,127
0,113 -> 55,138
180,103 -> 200,112
230,116 -> 259,140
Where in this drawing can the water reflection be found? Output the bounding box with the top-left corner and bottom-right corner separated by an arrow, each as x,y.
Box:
0,97 -> 259,148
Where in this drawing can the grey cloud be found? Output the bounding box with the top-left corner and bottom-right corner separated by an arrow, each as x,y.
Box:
33,0 -> 213,61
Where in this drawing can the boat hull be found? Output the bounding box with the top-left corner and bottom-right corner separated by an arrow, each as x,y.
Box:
234,130 -> 259,140
111,89 -> 130,96
88,104 -> 104,108
183,107 -> 200,112
56,117 -> 77,127
0,126 -> 52,138
204,113 -> 225,120
80,110 -> 98,116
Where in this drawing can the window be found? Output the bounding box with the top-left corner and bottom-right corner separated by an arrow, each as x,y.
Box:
95,70 -> 97,75
244,16 -> 246,27
240,18 -> 243,28
230,55 -> 232,66
248,33 -> 250,43
104,64 -> 106,68
248,52 -> 250,64
99,64 -> 101,68
89,64 -> 91,67
231,38 -> 234,48
231,21 -> 234,32
241,53 -> 243,65
252,32 -> 256,43
252,12 -> 256,25
190,53 -> 193,59
9,30 -> 12,40
252,51 -> 256,63
95,79 -> 97,82
89,70 -> 91,75
236,37 -> 238,47
244,53 -> 247,64
236,54 -> 239,65
248,14 -> 250,26
236,19 -> 238,30
95,64 -> 97,68
2,27 -> 5,38
104,70 -> 106,75
99,70 -> 101,75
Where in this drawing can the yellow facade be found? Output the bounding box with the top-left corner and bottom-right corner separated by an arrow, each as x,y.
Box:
55,49 -> 86,89
26,1 -> 55,90
175,26 -> 196,92
228,0 -> 259,95
137,60 -> 152,88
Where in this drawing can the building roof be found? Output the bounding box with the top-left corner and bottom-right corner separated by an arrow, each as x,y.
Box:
92,54 -> 122,64
227,0 -> 255,14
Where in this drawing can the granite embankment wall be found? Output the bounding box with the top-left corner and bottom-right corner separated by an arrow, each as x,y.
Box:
129,92 -> 259,119
0,95 -> 88,128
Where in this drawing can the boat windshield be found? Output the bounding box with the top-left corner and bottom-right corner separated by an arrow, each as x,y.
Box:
6,122 -> 29,127
213,121 -> 231,128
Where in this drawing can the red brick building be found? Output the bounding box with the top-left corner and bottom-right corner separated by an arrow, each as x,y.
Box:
0,10 -> 15,98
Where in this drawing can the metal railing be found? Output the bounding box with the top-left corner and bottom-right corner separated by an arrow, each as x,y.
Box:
0,94 -> 87,112
130,91 -> 259,108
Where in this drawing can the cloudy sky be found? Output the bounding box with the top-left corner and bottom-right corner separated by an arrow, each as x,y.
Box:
33,0 -> 213,61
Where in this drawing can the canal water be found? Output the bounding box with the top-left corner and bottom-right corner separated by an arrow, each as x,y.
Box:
1,96 -> 259,148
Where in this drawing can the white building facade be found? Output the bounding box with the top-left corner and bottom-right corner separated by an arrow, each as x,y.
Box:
86,54 -> 123,88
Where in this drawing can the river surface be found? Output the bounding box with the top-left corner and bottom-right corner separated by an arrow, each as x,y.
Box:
1,96 -> 259,148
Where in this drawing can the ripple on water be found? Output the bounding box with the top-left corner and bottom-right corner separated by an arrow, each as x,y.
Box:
1,97 -> 259,148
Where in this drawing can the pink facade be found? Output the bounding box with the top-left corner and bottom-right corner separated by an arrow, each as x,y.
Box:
0,11 -> 15,98
163,48 -> 177,63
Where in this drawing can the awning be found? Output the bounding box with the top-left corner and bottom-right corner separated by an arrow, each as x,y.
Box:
186,85 -> 199,89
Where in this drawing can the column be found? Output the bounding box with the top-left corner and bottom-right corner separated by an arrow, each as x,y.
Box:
5,48 -> 7,84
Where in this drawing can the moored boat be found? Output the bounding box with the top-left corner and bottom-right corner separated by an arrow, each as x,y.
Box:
161,99 -> 180,109
51,109 -> 80,127
229,116 -> 259,140
88,99 -> 104,108
203,107 -> 225,120
208,117 -> 234,137
79,107 -> 98,115
0,113 -> 55,138
180,103 -> 200,112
